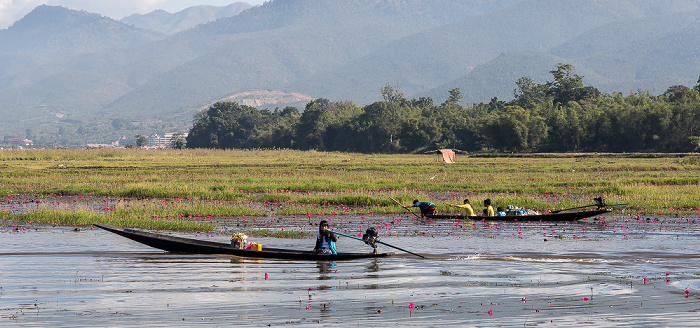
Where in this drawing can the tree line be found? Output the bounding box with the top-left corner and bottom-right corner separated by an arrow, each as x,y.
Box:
186,64 -> 700,153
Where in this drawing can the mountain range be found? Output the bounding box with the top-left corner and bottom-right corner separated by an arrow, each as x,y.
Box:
120,2 -> 252,34
1,0 -> 699,147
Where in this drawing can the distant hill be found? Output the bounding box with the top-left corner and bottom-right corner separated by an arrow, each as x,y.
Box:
1,0 -> 700,147
104,0 -> 520,115
0,5 -> 164,54
207,90 -> 315,108
120,2 -> 252,34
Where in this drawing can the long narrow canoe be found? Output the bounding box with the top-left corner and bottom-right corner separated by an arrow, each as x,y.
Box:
424,209 -> 611,221
95,224 -> 392,261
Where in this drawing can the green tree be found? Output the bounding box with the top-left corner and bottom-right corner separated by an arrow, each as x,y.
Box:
512,77 -> 549,109
481,106 -> 548,152
445,88 -> 463,105
547,63 -> 584,105
186,102 -> 265,149
399,117 -> 442,152
136,134 -> 147,147
356,101 -> 403,152
257,106 -> 300,149
663,85 -> 698,103
321,101 -> 362,151
380,83 -> 406,103
296,99 -> 333,150
170,133 -> 185,149
545,102 -> 585,151
688,136 -> 700,152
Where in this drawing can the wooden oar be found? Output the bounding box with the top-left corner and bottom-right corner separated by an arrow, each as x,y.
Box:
389,197 -> 420,219
551,204 -> 596,213
551,203 -> 630,213
606,203 -> 629,207
552,202 -> 630,213
329,229 -> 426,258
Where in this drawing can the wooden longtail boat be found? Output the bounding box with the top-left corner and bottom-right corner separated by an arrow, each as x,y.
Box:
424,209 -> 611,221
95,224 -> 392,260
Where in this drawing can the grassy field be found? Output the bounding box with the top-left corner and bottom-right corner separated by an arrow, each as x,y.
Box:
1,148 -> 698,230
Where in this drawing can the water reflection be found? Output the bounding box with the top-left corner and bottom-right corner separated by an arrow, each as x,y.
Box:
365,258 -> 381,274
316,261 -> 336,291
316,261 -> 337,279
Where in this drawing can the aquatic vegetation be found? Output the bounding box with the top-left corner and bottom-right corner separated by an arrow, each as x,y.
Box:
245,229 -> 306,239
0,149 -> 698,216
9,209 -> 215,231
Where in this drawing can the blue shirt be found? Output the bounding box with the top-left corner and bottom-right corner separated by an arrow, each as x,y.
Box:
412,201 -> 435,211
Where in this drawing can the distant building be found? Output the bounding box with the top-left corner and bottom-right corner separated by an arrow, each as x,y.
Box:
117,133 -> 187,148
148,133 -> 188,147
118,136 -> 137,147
4,137 -> 34,147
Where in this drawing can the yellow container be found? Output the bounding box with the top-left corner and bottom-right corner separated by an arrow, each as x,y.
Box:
251,243 -> 262,251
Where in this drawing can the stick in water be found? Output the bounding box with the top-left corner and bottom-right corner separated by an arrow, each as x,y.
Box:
390,197 -> 420,218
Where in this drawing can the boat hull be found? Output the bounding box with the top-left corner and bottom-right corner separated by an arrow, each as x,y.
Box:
425,209 -> 611,221
95,224 -> 392,261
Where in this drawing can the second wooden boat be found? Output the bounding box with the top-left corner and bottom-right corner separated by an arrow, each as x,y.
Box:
424,209 -> 610,221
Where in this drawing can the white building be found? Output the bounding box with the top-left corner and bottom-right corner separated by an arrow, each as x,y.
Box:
117,133 -> 187,148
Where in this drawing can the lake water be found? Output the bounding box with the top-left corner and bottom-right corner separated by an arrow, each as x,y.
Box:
2,214 -> 700,327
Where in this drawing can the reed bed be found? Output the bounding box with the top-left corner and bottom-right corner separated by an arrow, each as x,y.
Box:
1,149 -> 699,222
11,209 -> 216,231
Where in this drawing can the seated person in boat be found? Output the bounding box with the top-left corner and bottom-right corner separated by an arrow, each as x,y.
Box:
448,198 -> 475,216
313,220 -> 337,255
411,199 -> 437,215
496,206 -> 506,216
483,198 -> 495,216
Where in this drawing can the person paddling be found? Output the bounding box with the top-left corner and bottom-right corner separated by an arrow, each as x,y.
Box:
313,220 -> 337,255
411,199 -> 437,216
448,198 -> 475,216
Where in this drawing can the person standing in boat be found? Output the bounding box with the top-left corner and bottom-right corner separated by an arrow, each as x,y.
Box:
483,198 -> 495,216
448,199 -> 475,216
411,199 -> 437,216
313,220 -> 337,255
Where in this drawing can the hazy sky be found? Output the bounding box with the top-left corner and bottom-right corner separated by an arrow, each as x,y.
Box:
0,0 -> 266,29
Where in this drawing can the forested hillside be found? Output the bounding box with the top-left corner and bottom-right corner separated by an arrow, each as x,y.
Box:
187,64 -> 700,153
1,0 -> 700,148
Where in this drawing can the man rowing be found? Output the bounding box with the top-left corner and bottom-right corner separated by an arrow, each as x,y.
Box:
411,199 -> 437,216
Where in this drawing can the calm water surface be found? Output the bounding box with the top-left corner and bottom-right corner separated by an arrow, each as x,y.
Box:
2,216 -> 700,327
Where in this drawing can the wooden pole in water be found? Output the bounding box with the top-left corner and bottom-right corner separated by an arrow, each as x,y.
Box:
390,197 -> 420,219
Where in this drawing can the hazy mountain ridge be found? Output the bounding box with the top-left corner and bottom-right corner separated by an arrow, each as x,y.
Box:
0,5 -> 164,54
120,2 -> 253,34
1,0 -> 700,147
